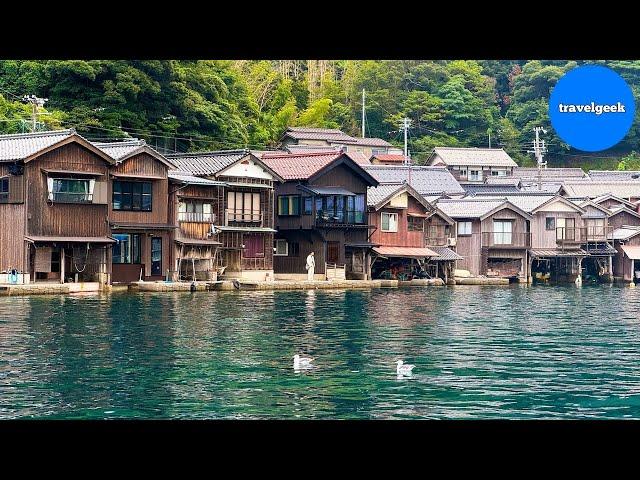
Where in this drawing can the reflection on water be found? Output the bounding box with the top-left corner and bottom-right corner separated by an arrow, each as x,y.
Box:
2,285 -> 640,419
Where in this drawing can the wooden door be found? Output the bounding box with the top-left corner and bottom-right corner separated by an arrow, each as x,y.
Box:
327,241 -> 340,264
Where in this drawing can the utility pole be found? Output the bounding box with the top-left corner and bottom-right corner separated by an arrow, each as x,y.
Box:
399,117 -> 413,185
488,131 -> 491,148
22,95 -> 48,132
527,127 -> 547,191
361,89 -> 366,138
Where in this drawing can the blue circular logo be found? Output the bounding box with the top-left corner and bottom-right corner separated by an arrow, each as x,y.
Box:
549,65 -> 635,152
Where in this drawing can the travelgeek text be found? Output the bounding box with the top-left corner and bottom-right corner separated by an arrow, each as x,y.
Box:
557,102 -> 626,115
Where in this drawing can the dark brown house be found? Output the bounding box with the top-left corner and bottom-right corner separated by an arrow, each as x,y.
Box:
261,151 -> 379,280
0,130 -> 116,287
167,150 -> 283,281
95,140 -> 176,283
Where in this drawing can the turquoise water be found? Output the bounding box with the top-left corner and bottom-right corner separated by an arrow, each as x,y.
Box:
1,285 -> 640,419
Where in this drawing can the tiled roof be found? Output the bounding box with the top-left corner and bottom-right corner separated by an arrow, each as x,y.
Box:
431,147 -> 517,167
513,167 -> 587,181
529,248 -> 589,257
261,151 -> 343,180
363,165 -> 465,195
608,205 -> 640,218
343,137 -> 392,147
612,225 -> 640,241
463,184 -> 522,195
485,177 -> 522,186
370,154 -> 407,163
165,150 -> 249,176
283,127 -> 354,143
561,182 -> 640,199
435,198 -> 513,219
589,170 -> 640,181
519,182 -> 563,193
428,246 -> 463,261
472,194 -> 559,213
94,139 -> 147,160
592,193 -> 636,208
345,151 -> 371,165
367,183 -> 404,206
0,129 -> 75,162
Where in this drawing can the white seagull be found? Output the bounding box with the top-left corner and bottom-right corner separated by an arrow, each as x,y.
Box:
396,360 -> 415,377
293,354 -> 314,370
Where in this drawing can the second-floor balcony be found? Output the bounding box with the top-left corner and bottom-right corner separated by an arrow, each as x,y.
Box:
178,212 -> 216,223
481,231 -> 532,248
225,209 -> 263,227
315,209 -> 366,227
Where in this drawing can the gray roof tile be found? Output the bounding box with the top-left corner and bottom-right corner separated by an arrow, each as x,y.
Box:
166,150 -> 249,176
0,129 -> 76,162
363,165 -> 464,195
431,147 -> 517,167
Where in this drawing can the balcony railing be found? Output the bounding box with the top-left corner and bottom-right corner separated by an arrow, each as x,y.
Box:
425,235 -> 456,246
225,209 -> 262,226
178,212 -> 216,223
585,225 -> 614,241
51,192 -> 93,203
555,226 -> 586,244
481,231 -> 532,248
315,209 -> 366,226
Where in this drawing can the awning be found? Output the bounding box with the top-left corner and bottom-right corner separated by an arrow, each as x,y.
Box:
529,248 -> 589,258
25,235 -> 116,244
345,242 -> 381,248
110,223 -> 177,230
111,173 -> 166,180
407,212 -> 429,218
175,238 -> 222,246
298,185 -> 356,196
373,246 -> 439,258
218,226 -> 278,233
427,246 -> 463,261
621,245 -> 640,260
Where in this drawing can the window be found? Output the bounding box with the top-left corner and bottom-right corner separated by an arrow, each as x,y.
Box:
274,239 -> 288,256
545,217 -> 556,230
228,191 -> 260,222
49,178 -> 93,203
469,170 -> 482,181
587,218 -> 606,237
458,221 -> 472,236
408,216 -> 424,232
278,195 -> 301,216
178,201 -> 214,222
315,194 -> 365,224
113,233 -> 142,264
372,148 -> 386,155
460,169 -> 467,177
289,242 -> 300,257
0,177 -> 8,202
493,220 -> 512,245
491,171 -> 499,176
113,181 -> 152,211
303,197 -> 313,215
381,212 -> 398,232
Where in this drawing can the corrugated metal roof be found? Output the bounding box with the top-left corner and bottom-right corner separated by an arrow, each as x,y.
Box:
589,170 -> 640,181
562,182 -> 640,199
373,246 -> 439,258
431,147 -> 517,167
166,150 -> 248,175
0,129 -> 76,162
363,165 -> 464,195
428,246 -> 463,261
436,198 -> 511,218
261,151 -> 343,180
621,245 -> 640,259
168,172 -> 227,186
530,248 -> 589,257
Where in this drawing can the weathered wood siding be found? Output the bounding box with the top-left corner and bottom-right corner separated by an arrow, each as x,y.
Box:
0,164 -> 26,271
454,219 -> 482,276
109,153 -> 169,225
530,211 -> 582,249
25,143 -> 110,238
614,234 -> 640,281
609,210 -> 640,230
369,195 -> 427,248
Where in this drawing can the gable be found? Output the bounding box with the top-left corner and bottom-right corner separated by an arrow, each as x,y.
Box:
389,191 -> 408,208
536,197 -> 582,213
111,152 -> 169,178
218,156 -> 275,180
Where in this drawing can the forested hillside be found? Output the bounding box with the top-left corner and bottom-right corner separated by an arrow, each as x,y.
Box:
1,60 -> 640,169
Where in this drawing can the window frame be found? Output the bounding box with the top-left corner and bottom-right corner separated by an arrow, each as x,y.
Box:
545,217 -> 556,231
277,195 -> 301,216
273,239 -> 288,256
112,233 -> 142,264
0,177 -> 8,202
303,196 -> 313,215
381,212 -> 399,232
51,177 -> 93,203
113,180 -> 153,212
457,221 -> 473,236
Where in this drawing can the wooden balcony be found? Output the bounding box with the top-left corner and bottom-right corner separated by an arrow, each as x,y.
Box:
225,209 -> 263,227
481,231 -> 531,248
178,212 -> 216,223
314,210 -> 367,228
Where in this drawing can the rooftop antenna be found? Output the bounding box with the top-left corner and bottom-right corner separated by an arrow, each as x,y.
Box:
527,126 -> 547,191
22,95 -> 48,132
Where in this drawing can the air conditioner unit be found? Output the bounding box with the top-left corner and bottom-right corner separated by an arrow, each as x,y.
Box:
447,237 -> 457,247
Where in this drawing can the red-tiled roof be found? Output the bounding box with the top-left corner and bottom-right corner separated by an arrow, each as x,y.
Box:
371,154 -> 407,163
261,151 -> 343,180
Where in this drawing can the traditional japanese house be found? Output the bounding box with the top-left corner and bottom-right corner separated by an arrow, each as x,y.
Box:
367,182 -> 460,282
427,147 -> 518,183
560,182 -> 640,203
0,129 -> 115,287
436,198 -> 532,281
94,140 -> 176,283
363,164 -> 466,197
167,172 -> 226,281
591,193 -> 638,212
167,150 -> 283,281
260,151 -> 379,280
611,226 -> 640,283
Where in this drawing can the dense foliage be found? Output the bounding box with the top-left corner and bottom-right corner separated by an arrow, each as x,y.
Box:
1,60 -> 639,169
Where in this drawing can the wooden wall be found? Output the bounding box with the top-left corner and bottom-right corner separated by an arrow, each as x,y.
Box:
368,195 -> 428,248
25,143 -> 111,238
0,163 -> 25,272
614,235 -> 640,281
454,219 -> 482,276
609,210 -> 640,230
109,153 -> 169,225
530,211 -> 582,249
